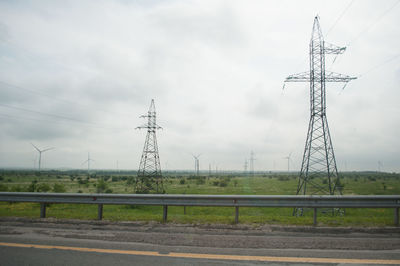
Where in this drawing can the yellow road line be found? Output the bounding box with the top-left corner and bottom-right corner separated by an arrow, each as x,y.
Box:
0,242 -> 399,265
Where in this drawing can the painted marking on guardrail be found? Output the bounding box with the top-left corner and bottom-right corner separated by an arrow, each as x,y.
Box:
0,242 -> 399,265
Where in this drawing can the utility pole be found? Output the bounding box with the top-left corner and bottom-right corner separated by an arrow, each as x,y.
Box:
244,159 -> 248,175
284,16 -> 356,215
136,99 -> 163,193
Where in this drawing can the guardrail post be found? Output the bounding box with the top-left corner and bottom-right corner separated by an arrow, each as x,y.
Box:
163,205 -> 168,223
98,204 -> 103,220
235,206 -> 239,224
40,203 -> 46,218
395,207 -> 399,227
313,208 -> 317,226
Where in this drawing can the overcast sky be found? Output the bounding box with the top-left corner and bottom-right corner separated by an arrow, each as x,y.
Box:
0,0 -> 399,172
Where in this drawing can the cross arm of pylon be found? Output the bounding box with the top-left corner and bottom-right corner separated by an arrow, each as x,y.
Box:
324,42 -> 346,54
284,71 -> 310,82
135,124 -> 162,130
325,71 -> 357,82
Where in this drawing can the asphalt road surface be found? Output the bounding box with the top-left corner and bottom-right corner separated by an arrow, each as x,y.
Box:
0,217 -> 399,265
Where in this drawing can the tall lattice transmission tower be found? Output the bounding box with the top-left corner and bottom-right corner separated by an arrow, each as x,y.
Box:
135,99 -> 164,194
284,17 -> 356,209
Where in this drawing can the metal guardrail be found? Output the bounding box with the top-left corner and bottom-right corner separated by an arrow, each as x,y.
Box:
0,193 -> 399,225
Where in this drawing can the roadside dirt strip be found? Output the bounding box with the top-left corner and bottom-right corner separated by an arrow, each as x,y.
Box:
0,216 -> 399,264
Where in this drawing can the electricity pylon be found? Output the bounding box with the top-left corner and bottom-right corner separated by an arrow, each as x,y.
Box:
135,99 -> 163,194
31,143 -> 54,172
284,17 -> 356,215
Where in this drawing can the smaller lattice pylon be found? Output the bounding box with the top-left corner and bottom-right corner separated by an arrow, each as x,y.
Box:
135,99 -> 163,194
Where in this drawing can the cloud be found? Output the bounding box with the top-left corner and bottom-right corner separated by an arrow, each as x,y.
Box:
0,0 -> 399,172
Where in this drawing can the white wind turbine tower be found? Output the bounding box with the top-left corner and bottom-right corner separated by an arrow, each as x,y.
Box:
31,143 -> 54,172
191,154 -> 202,176
82,152 -> 94,177
283,152 -> 293,173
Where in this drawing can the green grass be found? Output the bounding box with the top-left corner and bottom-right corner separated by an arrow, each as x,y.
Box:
0,170 -> 399,226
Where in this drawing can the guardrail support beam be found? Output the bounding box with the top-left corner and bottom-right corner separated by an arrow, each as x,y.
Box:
395,207 -> 399,227
40,203 -> 46,218
313,208 -> 317,226
98,204 -> 103,220
163,205 -> 168,223
235,206 -> 239,224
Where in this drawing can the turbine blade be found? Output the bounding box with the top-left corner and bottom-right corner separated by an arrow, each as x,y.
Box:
30,143 -> 40,152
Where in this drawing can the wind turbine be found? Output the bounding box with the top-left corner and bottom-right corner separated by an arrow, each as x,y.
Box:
31,143 -> 54,172
82,152 -> 94,177
191,154 -> 202,176
378,161 -> 383,172
283,152 -> 293,173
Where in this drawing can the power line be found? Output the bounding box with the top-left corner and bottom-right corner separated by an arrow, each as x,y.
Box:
346,0 -> 400,47
328,0 -> 399,71
358,54 -> 400,78
0,103 -> 129,131
0,80 -> 133,118
325,0 -> 355,37
0,112 -> 126,131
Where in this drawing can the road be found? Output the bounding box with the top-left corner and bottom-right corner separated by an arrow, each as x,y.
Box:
0,217 -> 399,265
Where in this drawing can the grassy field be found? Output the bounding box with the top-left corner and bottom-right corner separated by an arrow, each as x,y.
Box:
0,170 -> 399,226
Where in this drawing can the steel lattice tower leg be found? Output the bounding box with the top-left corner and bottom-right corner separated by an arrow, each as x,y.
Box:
284,17 -> 356,215
136,99 -> 163,194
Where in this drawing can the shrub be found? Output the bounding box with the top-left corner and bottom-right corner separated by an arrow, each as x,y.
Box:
0,184 -> 8,191
37,183 -> 51,192
27,180 -> 38,192
219,180 -> 228,187
179,179 -> 186,185
10,185 -> 24,192
96,179 -> 108,193
53,183 -> 66,193
195,177 -> 205,185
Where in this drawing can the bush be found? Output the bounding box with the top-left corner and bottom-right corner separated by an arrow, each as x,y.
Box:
0,184 -> 8,191
179,179 -> 186,185
53,183 -> 66,193
37,183 -> 51,192
219,180 -> 228,187
195,177 -> 206,185
278,176 -> 290,181
27,180 -> 38,192
10,185 -> 24,192
96,179 -> 108,193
